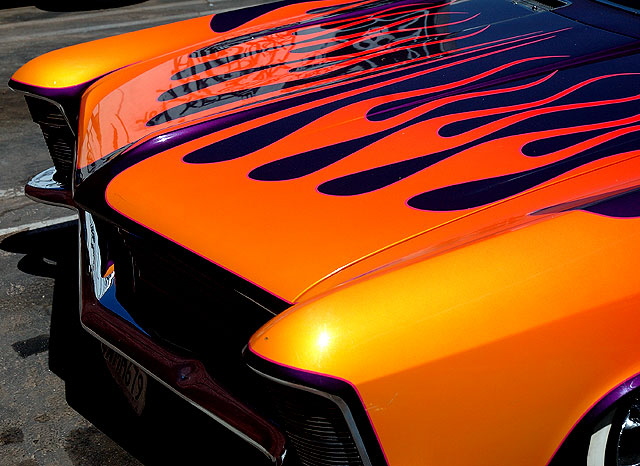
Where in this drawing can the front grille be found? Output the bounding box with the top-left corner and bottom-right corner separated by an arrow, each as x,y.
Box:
86,215 -> 367,465
90,220 -> 288,399
25,96 -> 75,185
267,381 -> 365,466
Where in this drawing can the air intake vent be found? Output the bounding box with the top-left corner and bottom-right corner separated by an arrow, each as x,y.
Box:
267,382 -> 365,466
25,96 -> 75,185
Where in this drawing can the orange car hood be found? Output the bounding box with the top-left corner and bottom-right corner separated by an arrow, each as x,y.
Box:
76,0 -> 640,303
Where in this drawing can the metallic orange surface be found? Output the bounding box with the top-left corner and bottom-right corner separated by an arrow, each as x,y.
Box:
12,1 -> 640,463
250,210 -> 640,465
75,0 -> 467,168
86,1 -> 640,302
104,110 -> 640,302
11,15 -> 215,89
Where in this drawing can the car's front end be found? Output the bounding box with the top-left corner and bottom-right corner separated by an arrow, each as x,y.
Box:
10,0 -> 640,464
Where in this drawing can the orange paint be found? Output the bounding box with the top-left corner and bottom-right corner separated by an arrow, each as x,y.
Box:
12,1 -> 640,463
11,15 -> 216,89
251,211 -> 640,465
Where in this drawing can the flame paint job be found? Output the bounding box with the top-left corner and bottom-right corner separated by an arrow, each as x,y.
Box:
12,0 -> 640,464
94,0 -> 640,302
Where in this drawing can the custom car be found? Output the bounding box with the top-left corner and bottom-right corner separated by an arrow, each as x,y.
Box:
9,0 -> 640,464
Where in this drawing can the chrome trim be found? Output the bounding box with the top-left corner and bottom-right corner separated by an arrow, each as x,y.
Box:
81,323 -> 286,465
248,364 -> 374,466
13,90 -> 76,136
27,166 -> 64,190
84,213 -> 114,300
236,289 -> 279,317
77,211 -> 286,465
25,166 -> 74,207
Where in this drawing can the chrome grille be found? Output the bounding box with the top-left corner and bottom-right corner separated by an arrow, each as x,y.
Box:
87,221 -> 287,400
268,383 -> 365,466
25,96 -> 75,185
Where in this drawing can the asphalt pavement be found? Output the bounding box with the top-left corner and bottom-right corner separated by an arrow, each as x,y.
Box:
0,1 -> 267,464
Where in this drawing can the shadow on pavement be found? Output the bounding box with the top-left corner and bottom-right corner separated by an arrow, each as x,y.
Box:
1,0 -> 147,12
1,222 -> 270,465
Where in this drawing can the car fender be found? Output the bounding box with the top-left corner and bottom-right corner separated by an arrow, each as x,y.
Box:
250,209 -> 640,465
10,14 -> 215,91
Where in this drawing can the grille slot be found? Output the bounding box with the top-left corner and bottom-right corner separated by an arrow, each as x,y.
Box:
267,382 -> 365,466
25,96 -> 75,185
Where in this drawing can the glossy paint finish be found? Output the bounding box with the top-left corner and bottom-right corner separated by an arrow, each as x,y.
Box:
11,0 -> 640,464
11,15 -> 215,89
101,56 -> 640,302
250,209 -> 640,465
71,0 -> 639,168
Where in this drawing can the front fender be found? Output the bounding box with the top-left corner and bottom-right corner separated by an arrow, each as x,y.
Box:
10,14 -> 215,91
250,210 -> 640,465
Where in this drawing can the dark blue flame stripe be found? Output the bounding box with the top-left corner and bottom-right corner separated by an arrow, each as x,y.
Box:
522,127 -> 620,157
249,130 -> 397,181
440,74 -> 640,137
367,42 -> 640,122
184,104 -> 341,164
317,98 -> 640,196
407,128 -> 640,211
578,188 -> 640,218
442,93 -> 639,140
193,0 -> 441,58
316,142 -> 468,195
173,6 -> 452,82
151,30 -> 487,126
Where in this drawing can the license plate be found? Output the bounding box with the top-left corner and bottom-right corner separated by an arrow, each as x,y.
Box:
102,344 -> 148,415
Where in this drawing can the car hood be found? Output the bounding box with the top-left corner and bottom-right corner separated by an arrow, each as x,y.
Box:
76,0 -> 640,303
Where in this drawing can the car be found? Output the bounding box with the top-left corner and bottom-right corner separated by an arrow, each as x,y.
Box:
9,0 -> 640,464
